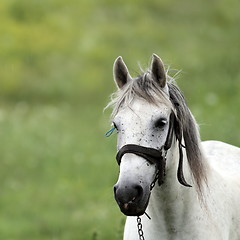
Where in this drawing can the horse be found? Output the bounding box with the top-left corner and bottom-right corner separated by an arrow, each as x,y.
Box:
106,54 -> 240,240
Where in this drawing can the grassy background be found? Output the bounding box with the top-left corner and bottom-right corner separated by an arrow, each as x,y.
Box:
0,0 -> 239,239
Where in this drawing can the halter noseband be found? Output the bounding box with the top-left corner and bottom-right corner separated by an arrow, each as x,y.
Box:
115,112 -> 191,187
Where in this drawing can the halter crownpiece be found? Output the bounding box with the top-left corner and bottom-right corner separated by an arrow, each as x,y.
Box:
115,112 -> 192,187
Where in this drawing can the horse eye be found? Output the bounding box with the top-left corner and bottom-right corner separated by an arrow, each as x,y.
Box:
155,118 -> 167,128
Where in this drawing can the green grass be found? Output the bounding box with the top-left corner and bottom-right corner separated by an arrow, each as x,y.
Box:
0,103 -> 124,239
0,0 -> 239,239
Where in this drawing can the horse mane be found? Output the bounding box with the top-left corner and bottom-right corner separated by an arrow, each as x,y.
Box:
168,83 -> 208,196
106,70 -> 208,196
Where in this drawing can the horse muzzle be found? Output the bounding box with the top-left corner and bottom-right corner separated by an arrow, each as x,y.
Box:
114,182 -> 150,216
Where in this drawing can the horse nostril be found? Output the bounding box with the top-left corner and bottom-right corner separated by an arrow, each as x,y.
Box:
134,185 -> 143,199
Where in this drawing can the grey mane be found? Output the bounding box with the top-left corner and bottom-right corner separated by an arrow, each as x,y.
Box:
107,71 -> 208,196
168,83 -> 208,196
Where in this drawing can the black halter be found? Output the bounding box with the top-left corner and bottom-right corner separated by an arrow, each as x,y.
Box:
116,144 -> 167,185
116,112 -> 191,187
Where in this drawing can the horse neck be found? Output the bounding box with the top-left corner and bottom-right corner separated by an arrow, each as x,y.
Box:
147,139 -> 197,223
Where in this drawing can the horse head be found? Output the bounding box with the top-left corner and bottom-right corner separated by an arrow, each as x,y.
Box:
108,54 -> 206,216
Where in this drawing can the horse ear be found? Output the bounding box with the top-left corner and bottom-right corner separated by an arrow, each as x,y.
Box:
113,56 -> 132,89
150,54 -> 166,88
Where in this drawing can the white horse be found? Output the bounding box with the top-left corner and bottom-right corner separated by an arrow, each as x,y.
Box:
106,54 -> 240,240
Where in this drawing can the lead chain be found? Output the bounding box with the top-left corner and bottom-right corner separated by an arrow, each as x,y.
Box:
150,169 -> 160,191
137,216 -> 145,240
137,169 -> 160,240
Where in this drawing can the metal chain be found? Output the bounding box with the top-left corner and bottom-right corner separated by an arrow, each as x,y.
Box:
137,216 -> 145,240
150,169 -> 160,191
136,169 -> 160,240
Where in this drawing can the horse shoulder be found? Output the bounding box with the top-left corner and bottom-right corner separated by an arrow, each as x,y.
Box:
201,140 -> 240,175
202,140 -> 240,239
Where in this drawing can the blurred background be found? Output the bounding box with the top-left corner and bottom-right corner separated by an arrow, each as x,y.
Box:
0,0 -> 239,239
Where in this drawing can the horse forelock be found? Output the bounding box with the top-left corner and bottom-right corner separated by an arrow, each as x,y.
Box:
106,71 -> 173,118
106,69 -> 208,197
